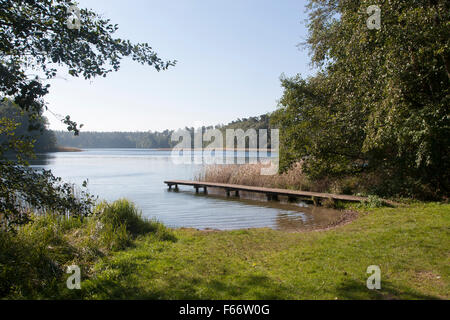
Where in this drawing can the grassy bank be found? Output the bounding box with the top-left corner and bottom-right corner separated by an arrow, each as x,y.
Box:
0,199 -> 173,299
78,202 -> 449,300
1,201 -> 448,300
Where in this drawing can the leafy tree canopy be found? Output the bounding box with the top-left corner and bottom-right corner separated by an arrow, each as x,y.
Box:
272,0 -> 449,198
1,0 -> 176,133
0,99 -> 57,153
0,0 -> 175,229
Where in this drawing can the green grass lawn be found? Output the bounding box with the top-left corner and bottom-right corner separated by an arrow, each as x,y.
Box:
77,202 -> 449,300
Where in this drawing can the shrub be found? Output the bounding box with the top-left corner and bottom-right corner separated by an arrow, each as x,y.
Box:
0,199 -> 175,299
363,195 -> 384,209
0,225 -> 64,298
96,199 -> 160,237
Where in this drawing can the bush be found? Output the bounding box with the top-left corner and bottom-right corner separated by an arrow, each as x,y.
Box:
96,199 -> 156,237
0,199 -> 175,299
363,196 -> 384,209
0,230 -> 61,298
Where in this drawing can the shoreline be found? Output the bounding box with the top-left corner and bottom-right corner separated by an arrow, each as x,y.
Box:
3,200 -> 448,300
189,209 -> 361,234
51,147 -> 275,152
52,146 -> 83,152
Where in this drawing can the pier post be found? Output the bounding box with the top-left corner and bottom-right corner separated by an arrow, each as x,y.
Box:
266,194 -> 279,201
312,196 -> 319,206
164,180 -> 373,205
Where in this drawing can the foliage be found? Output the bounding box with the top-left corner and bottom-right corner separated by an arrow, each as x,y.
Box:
197,163 -> 400,200
0,199 -> 174,299
0,163 -> 96,229
217,113 -> 274,148
95,199 -> 173,242
52,114 -> 273,149
362,195 -> 384,209
0,0 -> 175,133
218,114 -> 271,132
0,0 -> 175,227
53,130 -> 176,149
0,99 -> 57,153
0,101 -> 95,230
272,0 -> 449,199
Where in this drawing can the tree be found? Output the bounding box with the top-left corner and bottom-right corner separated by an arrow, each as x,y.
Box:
272,0 -> 449,198
0,0 -> 176,229
0,100 -> 57,152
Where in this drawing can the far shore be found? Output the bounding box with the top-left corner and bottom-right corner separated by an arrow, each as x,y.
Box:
53,146 -> 83,152
52,147 -> 276,152
156,147 -> 276,152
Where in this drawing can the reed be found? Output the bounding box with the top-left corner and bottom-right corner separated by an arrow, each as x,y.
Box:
0,199 -> 175,299
196,163 -> 381,196
196,162 -> 313,191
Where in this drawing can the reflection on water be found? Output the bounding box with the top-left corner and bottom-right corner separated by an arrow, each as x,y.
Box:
30,153 -> 55,166
31,149 -> 343,231
192,188 -> 343,231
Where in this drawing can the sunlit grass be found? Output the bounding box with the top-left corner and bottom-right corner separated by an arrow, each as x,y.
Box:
0,199 -> 173,299
78,202 -> 449,300
2,201 -> 448,299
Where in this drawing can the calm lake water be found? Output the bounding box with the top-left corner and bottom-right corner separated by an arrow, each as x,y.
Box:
31,149 -> 342,231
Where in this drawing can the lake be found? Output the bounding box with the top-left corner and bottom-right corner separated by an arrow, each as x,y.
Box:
32,149 -> 342,231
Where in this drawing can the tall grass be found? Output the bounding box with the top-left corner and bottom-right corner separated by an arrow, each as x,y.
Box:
196,163 -> 383,196
0,199 -> 175,299
197,162 -> 312,190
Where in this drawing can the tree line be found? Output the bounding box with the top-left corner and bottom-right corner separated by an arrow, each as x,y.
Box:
0,0 -> 174,229
52,114 -> 273,149
0,100 -> 57,153
53,130 -> 174,149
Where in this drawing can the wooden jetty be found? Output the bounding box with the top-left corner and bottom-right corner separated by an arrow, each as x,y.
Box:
164,180 -> 372,205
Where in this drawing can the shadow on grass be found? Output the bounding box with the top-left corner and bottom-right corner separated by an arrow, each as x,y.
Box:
336,279 -> 442,300
200,275 -> 291,300
77,274 -> 444,300
78,273 -> 294,300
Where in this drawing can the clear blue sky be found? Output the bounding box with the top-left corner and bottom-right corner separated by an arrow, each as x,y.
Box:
45,0 -> 314,132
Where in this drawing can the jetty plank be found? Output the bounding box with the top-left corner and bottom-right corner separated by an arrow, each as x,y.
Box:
164,180 -> 370,203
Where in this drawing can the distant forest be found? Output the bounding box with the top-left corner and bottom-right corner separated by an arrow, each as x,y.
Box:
53,114 -> 272,149
0,100 -> 57,153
